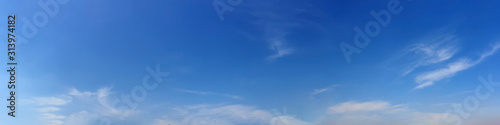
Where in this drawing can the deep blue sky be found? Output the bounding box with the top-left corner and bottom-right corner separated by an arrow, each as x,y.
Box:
1,0 -> 500,125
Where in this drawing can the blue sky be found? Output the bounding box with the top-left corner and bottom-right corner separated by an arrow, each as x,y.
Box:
1,0 -> 500,125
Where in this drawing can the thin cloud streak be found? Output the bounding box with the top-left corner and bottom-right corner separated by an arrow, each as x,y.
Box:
327,101 -> 406,114
403,35 -> 459,76
414,44 -> 500,89
178,89 -> 244,100
267,38 -> 294,60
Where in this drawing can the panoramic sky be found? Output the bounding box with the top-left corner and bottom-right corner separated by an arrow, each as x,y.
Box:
1,0 -> 500,125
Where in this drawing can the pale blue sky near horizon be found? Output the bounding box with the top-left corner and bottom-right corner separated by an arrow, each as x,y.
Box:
1,0 -> 500,125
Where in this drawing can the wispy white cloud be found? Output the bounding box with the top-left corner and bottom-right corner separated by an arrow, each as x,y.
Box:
403,35 -> 459,75
310,85 -> 341,99
414,58 -> 471,89
270,116 -> 311,125
68,88 -> 94,97
45,120 -> 64,125
414,44 -> 500,89
153,105 -> 273,125
33,87 -> 142,125
443,90 -> 474,97
40,113 -> 66,119
321,101 -> 453,125
245,2 -> 316,61
243,2 -> 331,61
311,88 -> 329,95
153,104 -> 313,125
270,100 -> 500,125
94,87 -> 141,117
30,90 -> 500,125
327,101 -> 406,114
39,113 -> 66,125
35,97 -> 71,106
267,35 -> 294,60
478,43 -> 500,61
37,107 -> 60,112
34,98 -> 67,125
178,89 -> 243,100
63,111 -> 93,125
